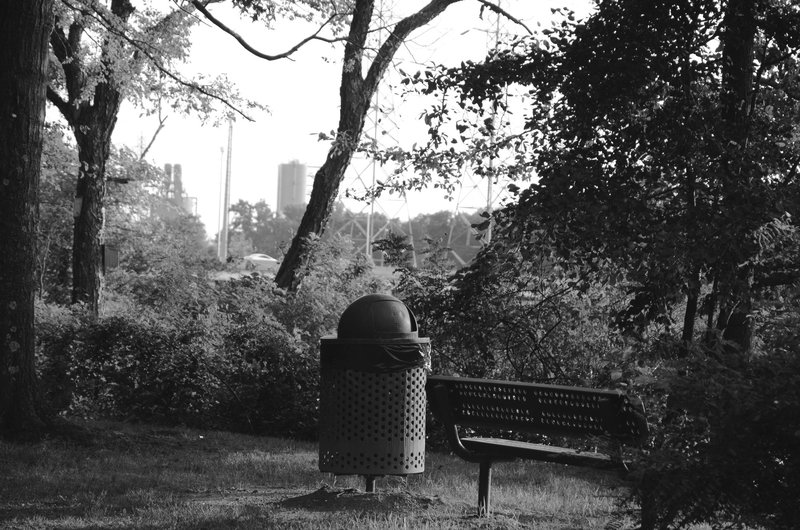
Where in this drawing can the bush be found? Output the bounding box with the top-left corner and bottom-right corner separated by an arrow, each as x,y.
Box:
35,236 -> 392,439
36,294 -> 314,436
633,341 -> 800,529
395,239 -> 627,386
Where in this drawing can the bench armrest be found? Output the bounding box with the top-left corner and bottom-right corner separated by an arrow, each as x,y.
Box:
428,381 -> 501,464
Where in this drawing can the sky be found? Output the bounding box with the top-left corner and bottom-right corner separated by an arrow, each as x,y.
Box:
111,0 -> 590,239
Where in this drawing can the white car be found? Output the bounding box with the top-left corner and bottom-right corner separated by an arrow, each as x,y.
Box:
243,253 -> 280,272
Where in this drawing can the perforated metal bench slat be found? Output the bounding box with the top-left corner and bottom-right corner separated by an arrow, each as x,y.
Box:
432,375 -> 647,443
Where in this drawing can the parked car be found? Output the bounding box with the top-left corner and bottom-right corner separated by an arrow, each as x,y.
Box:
243,253 -> 280,272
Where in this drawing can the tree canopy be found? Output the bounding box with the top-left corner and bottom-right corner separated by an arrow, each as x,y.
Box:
387,0 -> 800,354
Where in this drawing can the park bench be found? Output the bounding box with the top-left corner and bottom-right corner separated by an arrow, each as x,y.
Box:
426,375 -> 649,515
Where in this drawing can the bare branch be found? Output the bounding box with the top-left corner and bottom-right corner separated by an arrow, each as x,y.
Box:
475,0 -> 533,35
190,0 -> 345,62
139,114 -> 168,160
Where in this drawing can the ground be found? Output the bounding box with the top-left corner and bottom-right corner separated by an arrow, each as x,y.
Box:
0,419 -> 643,529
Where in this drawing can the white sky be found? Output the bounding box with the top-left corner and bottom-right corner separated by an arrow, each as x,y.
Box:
112,0 -> 590,238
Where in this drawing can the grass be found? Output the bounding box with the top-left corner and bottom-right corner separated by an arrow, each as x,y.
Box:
0,419 -> 642,529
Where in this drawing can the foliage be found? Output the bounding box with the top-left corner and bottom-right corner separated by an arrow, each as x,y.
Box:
35,235 -> 390,437
35,290 -> 314,436
634,335 -> 800,529
270,234 -> 390,348
396,233 -> 628,386
230,197 -> 485,267
380,5 -> 800,527
229,199 -> 304,257
37,130 -> 218,307
386,0 -> 800,351
372,231 -> 414,268
38,124 -> 78,304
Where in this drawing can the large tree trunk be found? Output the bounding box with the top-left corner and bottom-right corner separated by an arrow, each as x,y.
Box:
0,0 -> 54,436
275,0 -> 461,289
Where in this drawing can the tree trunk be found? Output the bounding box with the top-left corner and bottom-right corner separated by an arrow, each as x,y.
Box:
0,0 -> 54,436
71,112 -> 119,313
680,269 -> 700,349
275,0 -> 461,289
274,74 -> 370,289
715,0 -> 757,353
48,0 -> 131,314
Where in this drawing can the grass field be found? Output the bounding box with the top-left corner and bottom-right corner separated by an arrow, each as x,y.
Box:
0,419 -> 642,529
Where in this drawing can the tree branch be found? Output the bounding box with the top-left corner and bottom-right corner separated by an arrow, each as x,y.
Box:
139,114 -> 168,160
191,0 -> 345,62
61,0 -> 255,121
46,86 -> 75,123
475,0 -> 533,35
365,0 -> 461,93
49,19 -> 87,105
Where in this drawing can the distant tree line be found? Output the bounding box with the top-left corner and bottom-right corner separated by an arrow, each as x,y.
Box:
228,199 -> 486,267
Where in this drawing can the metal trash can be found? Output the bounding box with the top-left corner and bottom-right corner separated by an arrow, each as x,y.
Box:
318,294 -> 430,489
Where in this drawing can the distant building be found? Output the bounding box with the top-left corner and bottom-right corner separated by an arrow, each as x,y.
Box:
277,160 -> 307,215
162,163 -> 197,217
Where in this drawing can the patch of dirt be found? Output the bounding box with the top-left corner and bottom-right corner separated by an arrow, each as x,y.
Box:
279,485 -> 444,513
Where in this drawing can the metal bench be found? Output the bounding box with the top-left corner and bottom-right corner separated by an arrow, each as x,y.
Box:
426,375 -> 649,515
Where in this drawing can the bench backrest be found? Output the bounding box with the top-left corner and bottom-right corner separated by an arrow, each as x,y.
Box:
427,375 -> 649,444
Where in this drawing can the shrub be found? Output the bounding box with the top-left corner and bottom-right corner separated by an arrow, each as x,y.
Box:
35,295 -> 315,436
35,236 -> 392,438
270,234 -> 391,349
633,341 -> 800,530
396,239 -> 627,386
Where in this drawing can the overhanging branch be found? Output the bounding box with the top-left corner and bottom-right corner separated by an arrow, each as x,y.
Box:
191,0 -> 345,62
475,0 -> 533,35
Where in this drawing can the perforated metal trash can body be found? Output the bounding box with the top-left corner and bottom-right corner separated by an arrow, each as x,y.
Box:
319,294 -> 430,476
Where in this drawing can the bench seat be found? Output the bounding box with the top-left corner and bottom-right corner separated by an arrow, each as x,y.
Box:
461,437 -> 619,469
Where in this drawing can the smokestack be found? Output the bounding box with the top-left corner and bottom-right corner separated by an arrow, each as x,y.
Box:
164,163 -> 173,197
173,163 -> 183,199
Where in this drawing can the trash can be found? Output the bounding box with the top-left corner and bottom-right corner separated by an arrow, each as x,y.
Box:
318,294 -> 430,489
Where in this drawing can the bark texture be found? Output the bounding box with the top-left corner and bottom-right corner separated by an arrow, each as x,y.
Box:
0,0 -> 54,435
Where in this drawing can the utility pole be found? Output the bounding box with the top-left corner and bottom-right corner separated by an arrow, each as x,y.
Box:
218,121 -> 233,262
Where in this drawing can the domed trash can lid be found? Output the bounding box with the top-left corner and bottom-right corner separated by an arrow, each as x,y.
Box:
321,294 -> 430,373
337,293 -> 419,340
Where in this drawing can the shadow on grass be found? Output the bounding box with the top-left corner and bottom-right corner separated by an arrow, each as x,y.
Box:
280,485 -> 443,513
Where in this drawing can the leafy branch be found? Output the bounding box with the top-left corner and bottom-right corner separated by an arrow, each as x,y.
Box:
59,0 -> 257,121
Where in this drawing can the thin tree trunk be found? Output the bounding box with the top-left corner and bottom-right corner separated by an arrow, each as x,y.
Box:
275,0 -> 461,289
0,0 -> 54,435
715,0 -> 757,353
680,269 -> 700,349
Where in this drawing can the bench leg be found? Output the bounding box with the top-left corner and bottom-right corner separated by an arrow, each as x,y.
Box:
478,461 -> 492,516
